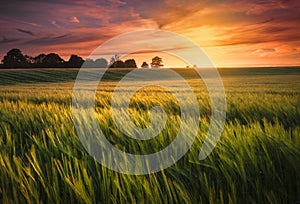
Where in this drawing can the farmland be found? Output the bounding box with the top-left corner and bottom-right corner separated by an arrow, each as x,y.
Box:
0,67 -> 299,203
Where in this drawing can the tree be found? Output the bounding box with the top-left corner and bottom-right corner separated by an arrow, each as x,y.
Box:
25,55 -> 35,66
109,54 -> 120,67
42,53 -> 65,67
34,54 -> 47,67
66,55 -> 84,68
151,56 -> 163,68
94,58 -> 108,68
124,59 -> 137,68
109,60 -> 125,68
0,48 -> 141,69
1,48 -> 28,68
84,58 -> 95,67
84,58 -> 108,68
141,61 -> 149,68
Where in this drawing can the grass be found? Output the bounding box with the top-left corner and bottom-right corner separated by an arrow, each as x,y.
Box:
0,67 -> 299,203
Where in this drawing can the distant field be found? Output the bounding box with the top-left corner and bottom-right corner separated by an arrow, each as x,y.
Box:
0,67 -> 299,203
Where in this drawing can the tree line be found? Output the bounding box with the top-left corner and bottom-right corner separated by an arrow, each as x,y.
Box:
0,48 -> 164,69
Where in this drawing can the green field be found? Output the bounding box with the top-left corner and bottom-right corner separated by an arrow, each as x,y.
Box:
0,67 -> 299,203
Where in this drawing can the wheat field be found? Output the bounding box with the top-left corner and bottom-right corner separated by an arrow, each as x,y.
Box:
0,68 -> 299,203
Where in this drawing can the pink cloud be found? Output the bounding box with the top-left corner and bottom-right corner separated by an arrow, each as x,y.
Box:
70,16 -> 80,23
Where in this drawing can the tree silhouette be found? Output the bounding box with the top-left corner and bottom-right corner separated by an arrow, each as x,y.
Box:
34,54 -> 46,67
42,53 -> 65,68
151,56 -> 163,68
84,58 -> 95,67
109,60 -> 125,68
94,58 -> 108,68
25,55 -> 35,65
66,55 -> 84,68
124,59 -> 137,68
109,54 -> 120,67
70,58 -> 108,68
0,49 -> 140,69
1,48 -> 28,68
141,61 -> 149,68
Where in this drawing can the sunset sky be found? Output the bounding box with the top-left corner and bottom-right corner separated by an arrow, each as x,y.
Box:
0,0 -> 300,67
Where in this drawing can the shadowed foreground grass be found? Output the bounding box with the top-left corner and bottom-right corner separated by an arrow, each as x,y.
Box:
0,68 -> 299,203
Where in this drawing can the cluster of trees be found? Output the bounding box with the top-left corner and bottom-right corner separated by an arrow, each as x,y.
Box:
140,56 -> 164,68
0,49 -> 84,68
0,48 -> 164,69
108,55 -> 137,68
